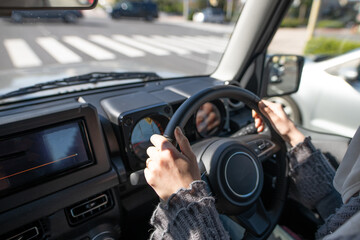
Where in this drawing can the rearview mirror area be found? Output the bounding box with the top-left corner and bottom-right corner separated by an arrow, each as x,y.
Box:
0,0 -> 97,10
264,55 -> 304,97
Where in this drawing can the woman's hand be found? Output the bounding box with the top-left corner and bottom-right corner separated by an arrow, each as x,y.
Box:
196,102 -> 221,135
144,127 -> 201,201
253,99 -> 305,147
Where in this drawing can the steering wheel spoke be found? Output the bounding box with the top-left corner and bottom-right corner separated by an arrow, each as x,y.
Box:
234,199 -> 272,238
247,137 -> 280,162
201,164 -> 275,239
232,134 -> 281,162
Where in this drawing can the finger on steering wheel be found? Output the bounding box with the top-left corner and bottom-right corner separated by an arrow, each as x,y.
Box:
150,134 -> 173,151
252,109 -> 265,132
174,127 -> 196,161
146,146 -> 159,160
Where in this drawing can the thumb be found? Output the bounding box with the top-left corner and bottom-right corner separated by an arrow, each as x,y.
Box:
174,127 -> 195,161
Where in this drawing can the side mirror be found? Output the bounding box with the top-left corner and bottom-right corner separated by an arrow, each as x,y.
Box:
338,67 -> 359,82
264,55 -> 304,97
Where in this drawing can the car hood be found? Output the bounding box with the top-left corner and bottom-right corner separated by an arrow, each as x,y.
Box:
0,61 -> 182,96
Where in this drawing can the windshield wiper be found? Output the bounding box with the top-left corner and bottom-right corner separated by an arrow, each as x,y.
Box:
0,72 -> 161,100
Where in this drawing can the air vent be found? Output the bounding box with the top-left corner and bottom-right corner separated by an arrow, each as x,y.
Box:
66,190 -> 114,225
1,221 -> 44,240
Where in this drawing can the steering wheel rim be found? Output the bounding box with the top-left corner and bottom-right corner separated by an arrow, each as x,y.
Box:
164,85 -> 288,240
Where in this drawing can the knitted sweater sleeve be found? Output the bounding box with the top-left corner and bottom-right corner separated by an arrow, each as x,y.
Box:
288,137 -> 340,210
149,180 -> 229,240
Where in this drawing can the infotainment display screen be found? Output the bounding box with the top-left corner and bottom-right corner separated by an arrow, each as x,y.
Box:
0,120 -> 94,196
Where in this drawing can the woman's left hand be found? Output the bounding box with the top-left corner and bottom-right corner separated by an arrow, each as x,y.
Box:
145,127 -> 201,201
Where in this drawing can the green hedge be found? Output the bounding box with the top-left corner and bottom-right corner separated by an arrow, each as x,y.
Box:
280,19 -> 345,29
156,0 -> 183,14
304,37 -> 360,55
316,20 -> 345,28
280,18 -> 307,28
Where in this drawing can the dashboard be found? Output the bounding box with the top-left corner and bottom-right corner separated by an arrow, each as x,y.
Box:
0,77 -> 254,239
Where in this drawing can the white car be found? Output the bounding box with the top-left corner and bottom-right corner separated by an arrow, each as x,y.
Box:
270,50 -> 360,138
192,7 -> 225,23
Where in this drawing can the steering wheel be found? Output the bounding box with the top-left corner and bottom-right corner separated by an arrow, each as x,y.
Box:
163,85 -> 288,240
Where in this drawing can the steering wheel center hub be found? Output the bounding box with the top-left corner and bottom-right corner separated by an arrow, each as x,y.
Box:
225,152 -> 259,198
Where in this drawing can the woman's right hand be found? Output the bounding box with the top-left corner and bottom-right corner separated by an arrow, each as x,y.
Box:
144,127 -> 200,201
252,99 -> 305,147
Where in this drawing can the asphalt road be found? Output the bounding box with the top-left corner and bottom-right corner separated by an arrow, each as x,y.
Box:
0,15 -> 233,93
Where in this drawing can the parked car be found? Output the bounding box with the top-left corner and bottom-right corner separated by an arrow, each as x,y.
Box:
11,10 -> 83,23
192,7 -> 225,23
110,1 -> 158,21
269,49 -> 360,138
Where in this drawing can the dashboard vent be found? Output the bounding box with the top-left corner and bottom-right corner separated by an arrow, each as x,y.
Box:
1,221 -> 44,240
65,190 -> 114,225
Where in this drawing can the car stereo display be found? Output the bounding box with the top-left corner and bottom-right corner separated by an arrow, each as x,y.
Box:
0,120 -> 94,196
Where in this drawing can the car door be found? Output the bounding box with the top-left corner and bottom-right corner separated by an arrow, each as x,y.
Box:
295,57 -> 360,138
120,1 -> 133,17
129,2 -> 142,17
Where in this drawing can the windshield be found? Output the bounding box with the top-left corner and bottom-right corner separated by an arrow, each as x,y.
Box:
0,1 -> 244,96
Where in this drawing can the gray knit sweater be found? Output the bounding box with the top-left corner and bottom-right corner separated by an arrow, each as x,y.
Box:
150,138 -> 360,239
150,181 -> 229,239
287,138 -> 360,239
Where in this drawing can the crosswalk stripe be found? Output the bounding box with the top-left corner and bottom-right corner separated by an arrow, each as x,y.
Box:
133,35 -> 190,55
4,39 -> 42,68
181,54 -> 219,67
63,36 -> 116,60
199,35 -> 228,45
113,35 -> 169,56
194,35 -> 229,47
183,36 -> 224,52
36,37 -> 82,64
89,35 -> 145,57
3,35 -> 229,68
187,36 -> 226,51
170,35 -> 222,53
151,35 -> 209,54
